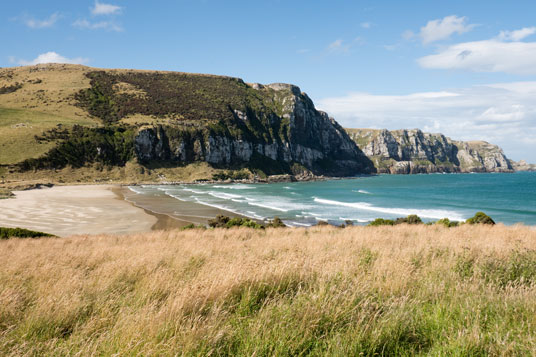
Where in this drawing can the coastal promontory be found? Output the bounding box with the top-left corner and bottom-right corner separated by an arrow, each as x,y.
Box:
0,64 -> 373,183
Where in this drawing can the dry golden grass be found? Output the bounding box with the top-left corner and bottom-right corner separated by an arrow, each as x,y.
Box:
1,224 -> 536,355
0,64 -> 93,119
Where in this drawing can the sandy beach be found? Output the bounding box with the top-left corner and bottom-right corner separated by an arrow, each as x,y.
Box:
0,185 -> 158,237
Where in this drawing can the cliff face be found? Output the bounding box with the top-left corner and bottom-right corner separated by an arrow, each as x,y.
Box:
132,83 -> 374,176
510,160 -> 536,172
346,129 -> 513,174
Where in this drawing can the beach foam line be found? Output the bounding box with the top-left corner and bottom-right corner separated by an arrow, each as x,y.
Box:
314,197 -> 466,221
246,201 -> 289,212
181,188 -> 206,194
212,184 -> 255,190
127,186 -> 145,194
339,217 -> 370,223
287,221 -> 312,227
208,191 -> 243,200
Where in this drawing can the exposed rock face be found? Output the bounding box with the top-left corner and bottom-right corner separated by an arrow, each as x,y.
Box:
346,128 -> 513,174
134,84 -> 374,176
510,160 -> 536,171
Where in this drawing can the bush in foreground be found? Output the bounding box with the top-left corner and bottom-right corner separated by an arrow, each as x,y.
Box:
466,211 -> 495,225
0,225 -> 535,355
0,227 -> 54,239
206,215 -> 286,229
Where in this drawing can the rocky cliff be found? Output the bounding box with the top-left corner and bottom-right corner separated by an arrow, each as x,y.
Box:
3,65 -> 373,178
132,83 -> 373,176
346,128 -> 513,174
510,160 -> 536,172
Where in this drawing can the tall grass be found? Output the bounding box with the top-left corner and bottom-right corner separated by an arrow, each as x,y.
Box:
1,224 -> 536,355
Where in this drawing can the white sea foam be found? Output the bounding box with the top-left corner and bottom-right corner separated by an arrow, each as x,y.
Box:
212,184 -> 255,190
182,188 -> 206,195
208,191 -> 243,200
246,201 -> 289,212
127,186 -> 145,194
287,221 -> 312,227
314,197 -> 466,221
352,189 -> 371,194
339,217 -> 370,223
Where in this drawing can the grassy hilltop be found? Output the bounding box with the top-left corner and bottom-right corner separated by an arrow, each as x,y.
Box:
1,224 -> 536,355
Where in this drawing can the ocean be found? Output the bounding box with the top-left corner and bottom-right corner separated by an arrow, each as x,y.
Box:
128,172 -> 536,226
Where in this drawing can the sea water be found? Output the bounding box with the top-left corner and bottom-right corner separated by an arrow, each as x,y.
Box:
129,172 -> 536,226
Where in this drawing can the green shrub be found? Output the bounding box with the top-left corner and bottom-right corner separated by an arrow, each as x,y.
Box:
466,212 -> 495,225
266,217 -> 286,228
208,215 -> 264,229
0,227 -> 54,239
368,218 -> 395,226
212,170 -> 250,181
395,215 -> 423,225
316,220 -> 330,226
436,218 -> 460,228
180,223 -> 206,230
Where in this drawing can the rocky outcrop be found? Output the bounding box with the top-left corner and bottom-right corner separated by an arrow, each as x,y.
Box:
510,160 -> 536,172
134,83 -> 374,176
346,128 -> 513,174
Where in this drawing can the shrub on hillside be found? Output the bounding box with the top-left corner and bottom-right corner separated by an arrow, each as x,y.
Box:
436,218 -> 460,227
266,217 -> 286,228
368,218 -> 395,226
466,212 -> 495,225
208,215 -> 264,229
395,214 -> 423,225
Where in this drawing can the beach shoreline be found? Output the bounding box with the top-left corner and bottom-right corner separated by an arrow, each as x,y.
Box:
0,185 -> 159,237
0,184 -> 251,237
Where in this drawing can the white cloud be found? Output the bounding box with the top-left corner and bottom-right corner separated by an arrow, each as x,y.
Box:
327,39 -> 351,53
73,19 -> 123,32
418,38 -> 536,75
21,12 -> 61,29
361,22 -> 371,29
91,1 -> 122,16
498,27 -> 536,41
17,52 -> 89,66
317,82 -> 536,161
402,30 -> 415,40
419,15 -> 476,44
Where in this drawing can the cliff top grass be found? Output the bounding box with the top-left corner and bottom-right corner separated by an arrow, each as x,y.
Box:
1,224 -> 536,355
0,108 -> 96,165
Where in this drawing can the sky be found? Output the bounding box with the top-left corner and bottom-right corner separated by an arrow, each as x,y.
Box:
3,0 -> 536,162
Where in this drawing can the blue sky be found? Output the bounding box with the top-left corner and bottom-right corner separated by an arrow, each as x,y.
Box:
3,0 -> 536,161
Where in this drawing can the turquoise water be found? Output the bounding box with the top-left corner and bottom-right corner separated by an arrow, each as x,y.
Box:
129,172 -> 536,226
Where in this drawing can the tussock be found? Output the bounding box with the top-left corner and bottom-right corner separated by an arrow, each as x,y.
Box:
1,224 -> 536,355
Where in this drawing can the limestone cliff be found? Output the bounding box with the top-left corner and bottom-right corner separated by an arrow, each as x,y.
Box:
510,160 -> 536,172
346,128 -> 513,174
131,83 -> 374,176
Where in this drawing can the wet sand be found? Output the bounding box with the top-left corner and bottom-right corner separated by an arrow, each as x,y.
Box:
0,184 -> 246,237
120,186 -> 246,227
